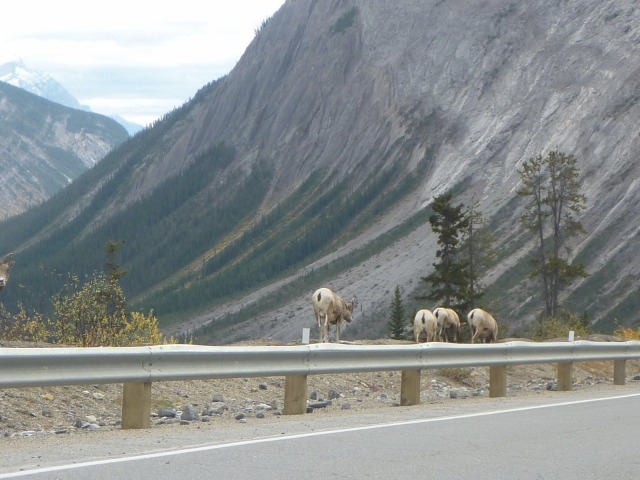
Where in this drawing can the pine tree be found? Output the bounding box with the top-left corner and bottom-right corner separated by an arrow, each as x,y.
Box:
517,151 -> 588,317
420,193 -> 471,310
388,285 -> 406,339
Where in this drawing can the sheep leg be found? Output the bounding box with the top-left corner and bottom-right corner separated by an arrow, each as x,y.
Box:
335,320 -> 340,343
323,318 -> 330,343
317,314 -> 324,343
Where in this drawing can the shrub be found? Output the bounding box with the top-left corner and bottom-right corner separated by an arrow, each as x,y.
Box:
613,325 -> 640,340
530,312 -> 590,341
49,272 -> 175,346
0,303 -> 49,343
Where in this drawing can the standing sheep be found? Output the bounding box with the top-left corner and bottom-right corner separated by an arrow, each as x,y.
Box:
434,307 -> 460,342
312,287 -> 357,343
0,254 -> 15,293
413,309 -> 438,343
467,308 -> 498,343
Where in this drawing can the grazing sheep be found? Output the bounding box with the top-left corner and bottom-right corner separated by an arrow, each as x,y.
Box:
413,309 -> 438,343
467,308 -> 498,343
434,307 -> 460,342
0,254 -> 15,293
312,287 -> 357,343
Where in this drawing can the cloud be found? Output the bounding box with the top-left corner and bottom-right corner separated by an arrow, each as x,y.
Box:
1,0 -> 286,124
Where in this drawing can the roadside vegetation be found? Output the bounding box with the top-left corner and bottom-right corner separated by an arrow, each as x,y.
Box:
0,242 -> 175,346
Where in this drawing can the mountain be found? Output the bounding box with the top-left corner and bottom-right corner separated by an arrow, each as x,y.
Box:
0,60 -> 87,111
0,60 -> 143,135
0,81 -> 129,219
0,0 -> 639,344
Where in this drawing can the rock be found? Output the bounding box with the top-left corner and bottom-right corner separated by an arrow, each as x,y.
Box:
328,389 -> 341,400
203,402 -> 228,416
308,400 -> 332,409
211,394 -> 225,402
180,405 -> 200,421
259,383 -> 268,390
449,388 -> 472,398
235,413 -> 246,421
158,407 -> 178,418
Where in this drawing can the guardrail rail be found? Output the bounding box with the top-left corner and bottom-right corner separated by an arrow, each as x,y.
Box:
2,340 -> 640,429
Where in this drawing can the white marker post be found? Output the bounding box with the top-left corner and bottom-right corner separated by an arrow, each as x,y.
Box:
302,328 -> 310,345
568,330 -> 575,342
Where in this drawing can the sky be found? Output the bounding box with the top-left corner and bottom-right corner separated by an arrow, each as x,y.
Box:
0,0 -> 286,126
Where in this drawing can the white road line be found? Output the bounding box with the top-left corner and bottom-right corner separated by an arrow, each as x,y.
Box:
3,392 -> 639,478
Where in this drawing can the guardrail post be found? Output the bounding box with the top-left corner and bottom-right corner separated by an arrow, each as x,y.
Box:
489,365 -> 507,397
400,369 -> 421,406
557,362 -> 573,391
122,382 -> 151,429
284,375 -> 308,415
614,359 -> 626,385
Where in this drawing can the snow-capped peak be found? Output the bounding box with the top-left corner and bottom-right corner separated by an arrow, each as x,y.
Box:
0,59 -> 88,111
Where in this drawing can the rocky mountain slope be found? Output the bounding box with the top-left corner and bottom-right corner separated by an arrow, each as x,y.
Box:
0,81 -> 129,219
1,0 -> 639,342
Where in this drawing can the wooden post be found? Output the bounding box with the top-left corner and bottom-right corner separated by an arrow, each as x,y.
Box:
400,369 -> 421,406
284,375 -> 308,415
557,362 -> 573,391
614,359 -> 626,386
489,365 -> 507,398
122,382 -> 151,429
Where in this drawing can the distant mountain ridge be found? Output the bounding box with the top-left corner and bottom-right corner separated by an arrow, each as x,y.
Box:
0,0 -> 639,343
0,80 -> 129,219
0,60 -> 87,111
0,60 -> 142,135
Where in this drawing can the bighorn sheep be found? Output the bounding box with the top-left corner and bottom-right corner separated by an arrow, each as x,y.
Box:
413,309 -> 438,343
434,307 -> 460,342
467,308 -> 498,343
312,287 -> 357,343
0,254 -> 15,293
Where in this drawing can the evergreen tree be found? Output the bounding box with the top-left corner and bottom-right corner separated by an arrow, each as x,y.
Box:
458,201 -> 496,310
388,285 -> 406,339
420,193 -> 471,309
517,151 -> 588,317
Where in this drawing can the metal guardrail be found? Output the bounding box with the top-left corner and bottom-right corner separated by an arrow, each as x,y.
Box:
2,340 -> 640,428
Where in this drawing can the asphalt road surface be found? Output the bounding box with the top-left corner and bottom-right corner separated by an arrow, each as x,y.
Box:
2,385 -> 640,479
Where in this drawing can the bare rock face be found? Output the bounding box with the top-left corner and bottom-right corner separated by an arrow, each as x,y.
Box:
174,0 -> 640,339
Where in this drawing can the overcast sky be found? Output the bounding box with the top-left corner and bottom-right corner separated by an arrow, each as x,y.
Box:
1,0 -> 286,126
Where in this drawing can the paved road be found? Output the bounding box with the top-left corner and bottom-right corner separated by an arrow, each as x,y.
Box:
2,386 -> 640,479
